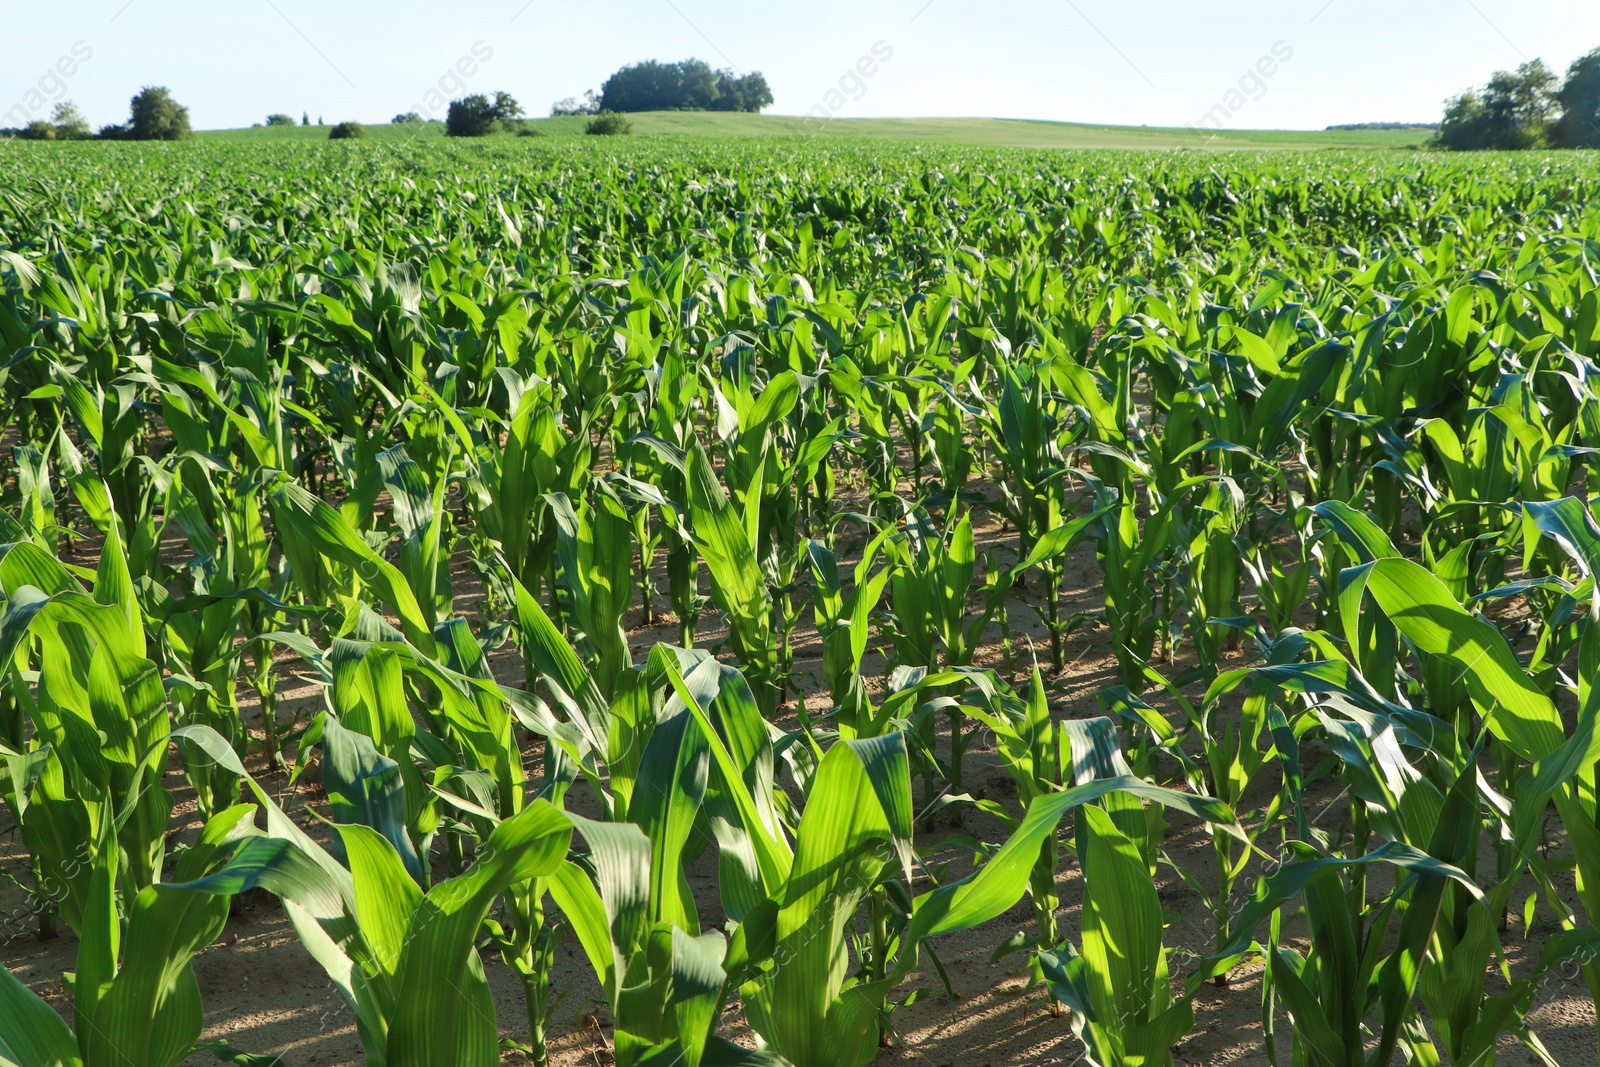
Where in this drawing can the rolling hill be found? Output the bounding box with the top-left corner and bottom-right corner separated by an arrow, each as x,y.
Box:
198,112 -> 1430,150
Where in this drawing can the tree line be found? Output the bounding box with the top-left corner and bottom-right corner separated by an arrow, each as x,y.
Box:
552,58 -> 772,116
4,56 -> 770,143
1437,49 -> 1600,150
4,86 -> 191,141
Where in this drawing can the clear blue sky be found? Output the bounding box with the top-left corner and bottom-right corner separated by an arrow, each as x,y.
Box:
5,1 -> 1599,132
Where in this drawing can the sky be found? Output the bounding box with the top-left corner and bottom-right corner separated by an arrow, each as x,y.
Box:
4,1 -> 1600,133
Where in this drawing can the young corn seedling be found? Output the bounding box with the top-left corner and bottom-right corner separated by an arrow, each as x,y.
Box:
379,441 -> 458,632
552,814 -> 788,1067
548,484 -> 638,699
0,507 -> 172,922
684,438 -> 782,715
974,362 -> 1074,669
0,808 -> 251,1067
1194,762 -> 1491,1067
1037,805 -> 1193,1067
883,507 -> 986,799
622,341 -> 707,647
543,649 -> 793,1065
267,476 -> 438,656
466,372 -> 590,632
711,361 -> 841,692
170,724 -> 579,1067
959,669 -> 1168,1005
807,529 -> 892,736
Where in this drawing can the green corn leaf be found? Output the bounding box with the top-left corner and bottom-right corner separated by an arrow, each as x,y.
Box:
74,808 -> 119,1062
1522,495 -> 1600,588
82,883 -> 230,1067
1310,499 -> 1401,563
698,1036 -> 791,1066
1364,558 -> 1564,762
663,658 -> 793,894
549,859 -> 617,995
629,708 -> 710,933
388,801 -> 573,1067
1008,504 -> 1116,576
1268,947 -> 1347,1067
1077,805 -> 1188,1058
906,775 -> 1239,948
745,738 -> 898,1067
1372,760 -> 1481,1067
171,804 -> 262,884
0,964 -> 81,1067
680,656 -> 786,921
508,567 -> 609,757
321,713 -> 423,883
666,927 -> 726,1067
1196,841 -> 1485,986
335,823 -> 423,977
0,548 -> 80,606
684,438 -> 773,682
561,814 -> 652,1002
268,480 -> 436,655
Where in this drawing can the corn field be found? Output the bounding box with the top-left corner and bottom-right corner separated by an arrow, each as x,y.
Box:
3,138 -> 1600,1066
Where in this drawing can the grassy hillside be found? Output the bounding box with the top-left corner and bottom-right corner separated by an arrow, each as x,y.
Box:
198,112 -> 1430,150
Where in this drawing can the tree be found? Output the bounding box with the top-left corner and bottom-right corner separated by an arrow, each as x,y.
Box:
598,59 -> 770,113
1435,59 -> 1556,150
1557,47 -> 1600,148
551,90 -> 601,117
125,86 -> 193,140
302,111 -> 310,126
329,121 -> 368,140
50,102 -> 91,139
1435,91 -> 1491,151
392,112 -> 424,124
713,71 -> 773,113
265,113 -> 296,127
19,120 -> 57,141
493,91 -> 525,120
445,92 -> 523,137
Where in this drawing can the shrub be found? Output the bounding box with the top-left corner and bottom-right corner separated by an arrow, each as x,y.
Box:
265,113 -> 296,126
329,121 -> 368,140
392,112 -> 423,124
446,92 -> 524,137
586,111 -> 633,136
19,120 -> 57,141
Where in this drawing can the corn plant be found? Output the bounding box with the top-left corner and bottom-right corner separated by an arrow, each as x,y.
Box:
807,530 -> 893,735
684,438 -> 782,714
170,725 -> 578,1067
10,132 -> 1600,1067
0,809 -> 245,1067
547,484 -> 637,699
1037,805 -> 1193,1067
0,509 -> 171,926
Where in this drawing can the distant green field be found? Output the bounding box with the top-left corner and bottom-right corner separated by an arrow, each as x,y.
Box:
198,111 -> 1430,150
